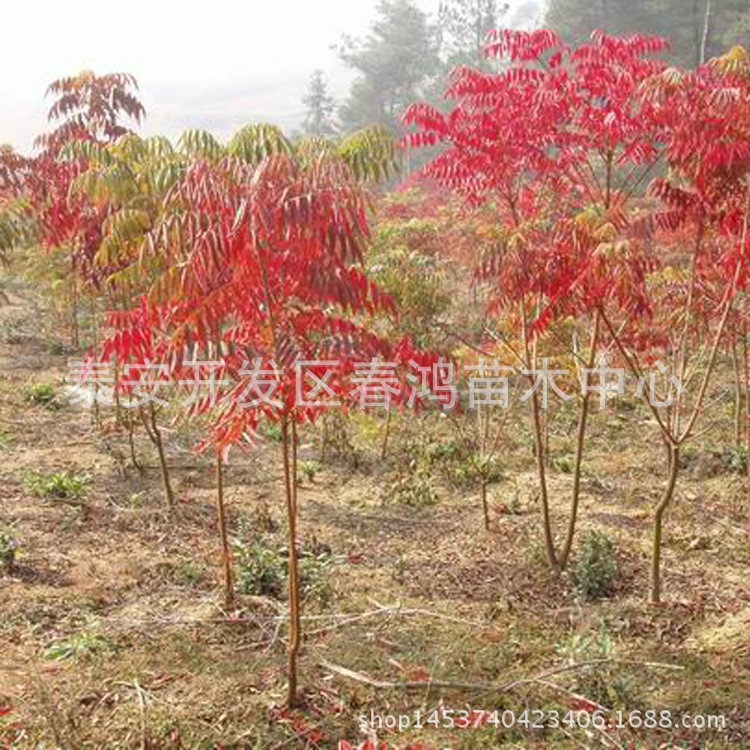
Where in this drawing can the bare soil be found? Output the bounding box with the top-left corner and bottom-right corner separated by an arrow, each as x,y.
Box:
1,291 -> 749,749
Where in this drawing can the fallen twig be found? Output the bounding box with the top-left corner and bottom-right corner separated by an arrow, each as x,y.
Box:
133,678 -> 147,750
318,657 -> 684,696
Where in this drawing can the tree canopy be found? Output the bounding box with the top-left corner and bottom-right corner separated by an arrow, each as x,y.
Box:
545,0 -> 750,67
338,0 -> 440,133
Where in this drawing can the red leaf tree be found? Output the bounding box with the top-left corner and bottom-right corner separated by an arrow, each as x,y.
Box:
405,29 -> 671,571
100,136 -> 403,705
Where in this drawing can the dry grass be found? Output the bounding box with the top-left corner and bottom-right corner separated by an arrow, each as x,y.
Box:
0,292 -> 749,749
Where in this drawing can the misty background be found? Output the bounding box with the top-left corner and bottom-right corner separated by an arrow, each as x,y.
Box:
0,0 -> 541,152
2,0 -> 747,153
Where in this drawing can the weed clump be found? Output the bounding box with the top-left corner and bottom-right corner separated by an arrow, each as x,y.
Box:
24,471 -> 91,500
44,633 -> 113,661
236,539 -> 334,605
0,529 -> 20,570
389,472 -> 437,507
574,531 -> 618,600
24,383 -> 58,408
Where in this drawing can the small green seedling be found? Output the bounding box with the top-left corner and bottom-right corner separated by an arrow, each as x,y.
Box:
574,531 -> 618,600
298,460 -> 321,484
44,633 -> 112,661
24,471 -> 91,501
25,383 -> 57,408
0,529 -> 20,569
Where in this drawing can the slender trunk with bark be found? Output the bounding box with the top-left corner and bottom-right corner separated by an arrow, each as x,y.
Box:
142,404 -> 175,511
744,326 -> 750,477
521,301 -> 557,569
700,0 -> 713,65
481,479 -> 490,532
560,312 -> 602,569
127,414 -> 142,473
215,452 -> 234,610
531,388 -> 558,569
652,445 -> 680,605
381,408 -> 392,462
732,341 -> 744,447
70,275 -> 80,350
282,416 -> 302,707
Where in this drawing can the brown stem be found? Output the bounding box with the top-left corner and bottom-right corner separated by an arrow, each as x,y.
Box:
114,359 -> 123,427
678,256 -> 743,444
521,300 -> 558,569
732,340 -> 743,447
89,296 -> 99,351
321,415 -> 329,463
70,273 -> 80,350
600,308 -> 672,442
142,404 -> 175,511
560,311 -> 602,569
127,408 -> 142,474
744,325 -> 750,477
651,445 -> 680,605
481,479 -> 490,532
381,408 -> 392,462
282,416 -> 301,707
215,451 -> 234,610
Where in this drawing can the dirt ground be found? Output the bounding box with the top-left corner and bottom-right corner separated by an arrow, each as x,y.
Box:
1,289 -> 749,749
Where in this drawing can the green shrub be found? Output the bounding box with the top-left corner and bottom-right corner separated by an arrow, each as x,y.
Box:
389,472 -> 437,507
574,531 -> 618,600
176,561 -> 205,587
427,440 -> 462,463
299,554 -> 335,606
257,421 -> 282,443
44,633 -> 112,661
366,238 -> 451,344
452,453 -> 503,486
236,541 -> 285,598
298,460 -> 321,484
236,540 -> 334,604
0,530 -> 19,569
24,383 -> 57,408
556,625 -> 637,707
722,445 -> 748,475
553,455 -> 575,474
24,471 -> 91,500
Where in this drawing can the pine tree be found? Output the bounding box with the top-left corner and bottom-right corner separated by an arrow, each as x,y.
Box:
545,0 -> 747,67
438,0 -> 509,69
301,70 -> 337,138
338,0 -> 439,134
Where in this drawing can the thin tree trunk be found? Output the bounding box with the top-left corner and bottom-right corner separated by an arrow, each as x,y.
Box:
142,404 -> 175,511
282,416 -> 302,707
114,359 -> 123,427
320,415 -> 329,463
127,411 -> 142,473
70,276 -> 80,350
560,312 -> 602,569
92,386 -> 101,428
521,300 -> 557,569
215,451 -> 234,610
530,389 -> 557,569
744,326 -> 750,477
89,297 -> 99,352
732,341 -> 743,447
292,419 -> 299,494
700,0 -> 713,65
481,479 -> 490,532
652,445 -> 680,605
381,408 -> 392,462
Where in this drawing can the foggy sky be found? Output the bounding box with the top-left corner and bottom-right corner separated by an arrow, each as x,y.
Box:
0,0 -> 542,153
